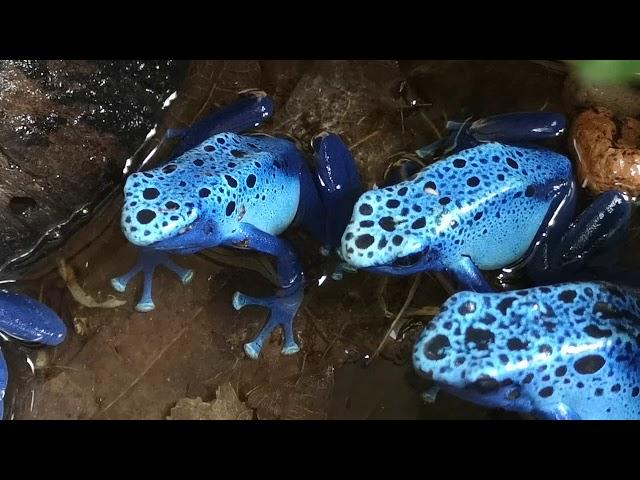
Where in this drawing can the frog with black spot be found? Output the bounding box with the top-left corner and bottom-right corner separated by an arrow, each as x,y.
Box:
340,112 -> 633,291
413,281 -> 640,419
112,92 -> 362,359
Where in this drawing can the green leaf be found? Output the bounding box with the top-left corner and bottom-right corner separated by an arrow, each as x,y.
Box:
568,60 -> 640,86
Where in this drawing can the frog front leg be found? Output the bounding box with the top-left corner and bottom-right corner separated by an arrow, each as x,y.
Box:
111,248 -> 195,312
366,251 -> 493,292
227,223 -> 304,359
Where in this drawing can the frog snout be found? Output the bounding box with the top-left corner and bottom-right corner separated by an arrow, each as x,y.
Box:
121,199 -> 199,247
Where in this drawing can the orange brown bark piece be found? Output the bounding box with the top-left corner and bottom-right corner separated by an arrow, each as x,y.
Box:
571,107 -> 640,196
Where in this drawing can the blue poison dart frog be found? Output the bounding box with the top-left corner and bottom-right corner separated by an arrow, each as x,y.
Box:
0,290 -> 67,419
413,282 -> 640,420
340,112 -> 633,292
111,91 -> 362,359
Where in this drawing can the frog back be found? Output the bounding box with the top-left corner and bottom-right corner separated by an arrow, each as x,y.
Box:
415,142 -> 573,269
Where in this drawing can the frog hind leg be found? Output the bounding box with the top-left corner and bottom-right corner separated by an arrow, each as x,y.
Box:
416,112 -> 567,159
527,189 -> 633,284
0,290 -> 67,346
0,349 -> 6,420
169,91 -> 274,158
469,112 -> 567,144
309,132 -> 363,251
111,248 -> 194,312
228,223 -> 304,359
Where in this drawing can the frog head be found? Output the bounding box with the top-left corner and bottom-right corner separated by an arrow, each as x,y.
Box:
412,289 -> 556,414
121,138 -> 245,251
339,177 -> 443,272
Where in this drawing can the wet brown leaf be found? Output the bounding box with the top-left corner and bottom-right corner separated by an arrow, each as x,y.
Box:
168,383 -> 252,420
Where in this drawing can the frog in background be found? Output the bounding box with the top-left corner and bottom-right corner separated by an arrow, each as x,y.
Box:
413,281 -> 640,420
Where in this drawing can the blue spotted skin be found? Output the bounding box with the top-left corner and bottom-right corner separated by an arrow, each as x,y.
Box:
341,143 -> 574,291
413,282 -> 640,420
121,133 -> 303,249
113,94 -> 361,359
0,290 -> 67,419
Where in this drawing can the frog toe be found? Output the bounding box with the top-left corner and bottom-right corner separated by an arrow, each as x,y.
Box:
243,341 -> 261,360
232,291 -> 260,310
180,270 -> 194,285
236,286 -> 303,360
135,300 -> 156,312
281,342 -> 301,356
111,277 -> 128,293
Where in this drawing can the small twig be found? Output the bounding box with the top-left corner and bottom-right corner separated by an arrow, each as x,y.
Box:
320,321 -> 350,361
245,383 -> 263,398
367,274 -> 422,364
350,130 -> 381,150
302,306 -> 331,345
295,352 -> 309,387
404,306 -> 441,317
421,111 -> 443,140
539,97 -> 550,111
377,277 -> 393,318
92,309 -> 201,418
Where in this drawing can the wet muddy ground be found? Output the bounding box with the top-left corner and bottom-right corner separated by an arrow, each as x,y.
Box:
3,59 -> 621,420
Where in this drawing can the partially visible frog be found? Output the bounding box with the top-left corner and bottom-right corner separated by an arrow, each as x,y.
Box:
340,112 -> 633,291
412,282 -> 640,420
0,290 -> 67,419
111,91 -> 362,359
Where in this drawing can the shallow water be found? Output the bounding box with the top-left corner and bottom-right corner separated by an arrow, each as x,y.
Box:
1,60 -> 636,420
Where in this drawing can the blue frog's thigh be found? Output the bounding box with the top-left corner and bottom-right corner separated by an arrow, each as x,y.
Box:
309,132 -> 363,249
469,112 -> 566,143
171,91 -> 274,157
0,291 -> 66,345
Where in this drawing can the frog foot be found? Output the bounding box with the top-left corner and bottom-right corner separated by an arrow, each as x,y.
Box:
330,261 -> 358,281
232,284 -> 303,359
111,249 -> 193,312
